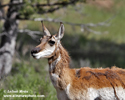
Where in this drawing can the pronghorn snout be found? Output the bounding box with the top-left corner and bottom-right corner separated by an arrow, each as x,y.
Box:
31,47 -> 41,55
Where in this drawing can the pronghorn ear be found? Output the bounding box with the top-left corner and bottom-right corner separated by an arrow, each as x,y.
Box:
56,22 -> 64,40
41,21 -> 51,36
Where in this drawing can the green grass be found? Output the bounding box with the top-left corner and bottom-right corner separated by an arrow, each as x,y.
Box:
0,58 -> 57,100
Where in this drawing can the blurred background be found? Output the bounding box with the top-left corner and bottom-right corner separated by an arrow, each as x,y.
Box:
0,0 -> 125,100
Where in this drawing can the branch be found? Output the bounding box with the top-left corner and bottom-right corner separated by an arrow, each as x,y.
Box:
38,6 -> 60,14
32,16 -> 114,34
0,32 -> 8,37
37,0 -> 80,14
0,2 -> 24,8
86,15 -> 116,27
1,0 -> 79,15
35,0 -> 79,7
0,0 -> 79,9
17,15 -> 114,39
33,15 -> 114,27
84,26 -> 108,34
18,17 -> 111,35
18,29 -> 42,40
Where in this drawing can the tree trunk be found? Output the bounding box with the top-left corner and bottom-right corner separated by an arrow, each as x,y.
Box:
0,0 -> 21,78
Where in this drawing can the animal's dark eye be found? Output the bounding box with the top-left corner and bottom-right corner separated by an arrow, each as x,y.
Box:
48,40 -> 55,46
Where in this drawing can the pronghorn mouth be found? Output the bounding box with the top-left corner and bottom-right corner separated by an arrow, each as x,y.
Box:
31,53 -> 37,59
31,51 -> 52,59
32,54 -> 36,58
31,53 -> 42,59
32,47 -> 56,59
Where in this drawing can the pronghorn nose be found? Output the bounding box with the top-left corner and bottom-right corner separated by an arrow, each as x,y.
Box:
31,47 -> 41,54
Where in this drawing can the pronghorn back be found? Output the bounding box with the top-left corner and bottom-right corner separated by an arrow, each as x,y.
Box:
31,22 -> 125,100
73,66 -> 125,90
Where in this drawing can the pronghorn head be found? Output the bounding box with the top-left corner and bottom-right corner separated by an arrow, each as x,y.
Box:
31,21 -> 64,59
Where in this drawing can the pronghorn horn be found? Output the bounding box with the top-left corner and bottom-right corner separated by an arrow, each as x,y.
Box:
41,21 -> 51,36
56,22 -> 65,40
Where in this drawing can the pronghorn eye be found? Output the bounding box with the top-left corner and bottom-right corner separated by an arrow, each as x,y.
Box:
48,40 -> 55,46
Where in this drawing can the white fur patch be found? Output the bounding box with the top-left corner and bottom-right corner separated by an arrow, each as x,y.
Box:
87,88 -> 99,100
65,84 -> 70,95
49,54 -> 61,72
33,46 -> 55,59
49,55 -> 61,87
65,84 -> 70,99
115,87 -> 125,99
50,73 -> 59,87
87,87 -> 125,100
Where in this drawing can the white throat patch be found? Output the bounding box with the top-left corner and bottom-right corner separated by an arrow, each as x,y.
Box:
49,54 -> 61,72
49,55 -> 61,88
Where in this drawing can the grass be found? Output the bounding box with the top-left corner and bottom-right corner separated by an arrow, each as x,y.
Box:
0,58 -> 57,100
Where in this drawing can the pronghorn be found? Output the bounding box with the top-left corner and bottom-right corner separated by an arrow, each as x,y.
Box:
31,21 -> 125,100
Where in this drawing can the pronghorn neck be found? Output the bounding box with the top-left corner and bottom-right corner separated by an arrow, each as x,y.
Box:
48,44 -> 70,74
